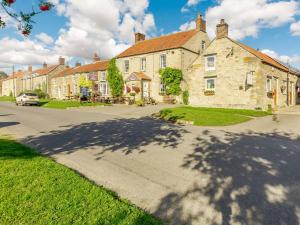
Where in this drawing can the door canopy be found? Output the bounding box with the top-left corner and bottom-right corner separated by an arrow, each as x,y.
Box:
126,72 -> 151,82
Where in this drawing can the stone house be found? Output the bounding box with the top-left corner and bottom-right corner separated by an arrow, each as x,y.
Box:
116,15 -> 210,101
1,70 -> 27,96
21,57 -> 66,95
187,19 -> 300,110
51,55 -> 109,99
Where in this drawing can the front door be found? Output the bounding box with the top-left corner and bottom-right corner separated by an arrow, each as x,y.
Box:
142,81 -> 150,98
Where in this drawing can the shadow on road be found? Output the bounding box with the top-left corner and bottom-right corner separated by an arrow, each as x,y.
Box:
155,130 -> 300,225
23,116 -> 188,156
0,122 -> 20,128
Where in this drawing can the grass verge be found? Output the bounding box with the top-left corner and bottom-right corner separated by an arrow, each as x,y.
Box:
41,100 -> 111,109
0,136 -> 162,225
0,96 -> 15,102
159,106 -> 272,126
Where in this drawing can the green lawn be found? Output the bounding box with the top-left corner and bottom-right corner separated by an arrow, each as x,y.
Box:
0,136 -> 162,225
41,100 -> 111,109
0,96 -> 15,102
159,106 -> 272,126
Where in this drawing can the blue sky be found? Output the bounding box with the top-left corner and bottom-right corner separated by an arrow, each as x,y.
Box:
0,0 -> 300,73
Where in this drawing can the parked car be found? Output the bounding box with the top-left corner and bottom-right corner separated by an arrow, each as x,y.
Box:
16,93 -> 40,106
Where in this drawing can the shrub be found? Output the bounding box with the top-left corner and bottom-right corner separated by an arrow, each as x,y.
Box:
135,99 -> 144,107
182,90 -> 189,105
34,89 -> 47,99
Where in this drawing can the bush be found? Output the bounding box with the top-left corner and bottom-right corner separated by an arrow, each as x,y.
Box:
34,89 -> 47,99
107,58 -> 124,97
135,99 -> 144,107
182,90 -> 189,105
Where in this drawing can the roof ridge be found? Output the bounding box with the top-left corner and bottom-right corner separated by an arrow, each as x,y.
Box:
135,29 -> 197,44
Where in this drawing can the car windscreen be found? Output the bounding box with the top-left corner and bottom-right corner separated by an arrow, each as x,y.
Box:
25,93 -> 38,97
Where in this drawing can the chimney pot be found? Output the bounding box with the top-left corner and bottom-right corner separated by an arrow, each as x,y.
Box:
216,19 -> 229,39
93,53 -> 100,62
28,65 -> 32,72
135,33 -> 145,43
59,57 -> 65,65
196,14 -> 206,33
75,62 -> 82,67
43,62 -> 47,68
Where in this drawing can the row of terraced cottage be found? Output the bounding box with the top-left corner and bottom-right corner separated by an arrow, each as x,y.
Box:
1,15 -> 300,110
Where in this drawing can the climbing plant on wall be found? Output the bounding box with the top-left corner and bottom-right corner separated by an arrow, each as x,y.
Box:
159,67 -> 183,96
107,58 -> 124,97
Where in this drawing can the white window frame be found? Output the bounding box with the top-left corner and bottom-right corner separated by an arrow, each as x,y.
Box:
246,71 -> 254,86
160,54 -> 167,69
101,71 -> 106,81
205,55 -> 216,71
160,79 -> 166,93
124,60 -> 129,73
141,58 -> 146,71
266,76 -> 272,92
205,78 -> 216,91
99,81 -> 109,96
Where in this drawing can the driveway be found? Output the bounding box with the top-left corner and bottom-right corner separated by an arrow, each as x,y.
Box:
0,102 -> 300,225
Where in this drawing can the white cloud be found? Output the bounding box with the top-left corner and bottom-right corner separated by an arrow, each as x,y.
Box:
36,33 -> 54,45
181,0 -> 203,13
179,21 -> 196,31
0,0 -> 156,68
204,0 -> 299,40
262,49 -> 300,69
290,21 -> 300,36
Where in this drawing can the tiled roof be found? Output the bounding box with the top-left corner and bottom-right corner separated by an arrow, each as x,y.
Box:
117,29 -> 198,58
231,38 -> 299,75
52,67 -> 75,78
32,65 -> 59,76
2,70 -> 25,81
126,72 -> 151,81
72,60 -> 109,74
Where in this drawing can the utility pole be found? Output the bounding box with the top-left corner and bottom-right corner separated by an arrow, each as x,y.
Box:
12,65 -> 16,97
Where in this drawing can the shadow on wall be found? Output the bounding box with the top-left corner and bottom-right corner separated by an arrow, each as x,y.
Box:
22,117 -> 189,157
155,130 -> 300,225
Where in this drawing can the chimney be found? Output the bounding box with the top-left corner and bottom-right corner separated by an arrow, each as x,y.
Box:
43,62 -> 47,68
196,14 -> 206,33
93,53 -> 100,62
28,65 -> 32,72
216,19 -> 229,39
59,57 -> 65,65
135,33 -> 145,43
75,62 -> 82,67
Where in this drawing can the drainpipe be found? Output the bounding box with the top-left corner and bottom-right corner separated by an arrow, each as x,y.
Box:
287,65 -> 290,106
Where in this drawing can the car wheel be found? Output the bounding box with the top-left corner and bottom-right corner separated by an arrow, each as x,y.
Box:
16,102 -> 18,106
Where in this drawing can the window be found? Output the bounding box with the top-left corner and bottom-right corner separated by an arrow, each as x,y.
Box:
99,81 -> 109,96
141,58 -> 146,71
124,60 -> 129,73
201,41 -> 206,51
205,78 -> 215,90
246,71 -> 254,86
266,76 -> 272,92
160,79 -> 166,93
205,55 -> 216,71
73,76 -> 78,94
160,54 -> 167,69
101,71 -> 106,81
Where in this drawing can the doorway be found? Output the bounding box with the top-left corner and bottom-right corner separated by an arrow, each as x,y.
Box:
142,81 -> 150,98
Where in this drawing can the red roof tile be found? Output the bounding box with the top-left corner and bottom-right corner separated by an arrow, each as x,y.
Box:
32,65 -> 59,76
117,29 -> 198,58
72,60 -> 109,74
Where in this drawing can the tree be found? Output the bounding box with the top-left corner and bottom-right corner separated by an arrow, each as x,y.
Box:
0,71 -> 8,79
78,75 -> 93,88
107,58 -> 124,97
0,0 -> 54,36
159,67 -> 183,96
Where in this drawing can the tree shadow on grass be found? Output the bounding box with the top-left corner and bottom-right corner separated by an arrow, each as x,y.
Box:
0,138 -> 37,160
155,130 -> 300,225
22,117 -> 188,157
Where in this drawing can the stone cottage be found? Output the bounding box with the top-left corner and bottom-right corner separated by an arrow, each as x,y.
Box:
187,19 -> 300,110
21,57 -> 66,95
1,70 -> 27,96
116,15 -> 210,101
51,54 -> 109,99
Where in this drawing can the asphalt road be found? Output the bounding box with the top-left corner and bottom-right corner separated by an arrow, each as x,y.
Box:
1,102 -> 300,225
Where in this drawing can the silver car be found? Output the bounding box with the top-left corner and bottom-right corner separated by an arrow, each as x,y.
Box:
16,93 -> 40,106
